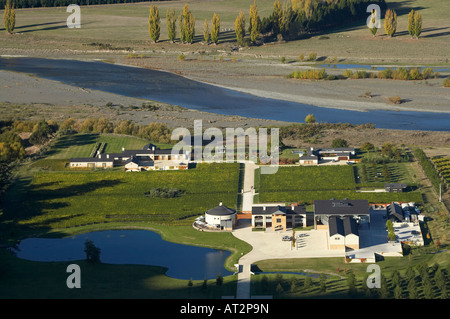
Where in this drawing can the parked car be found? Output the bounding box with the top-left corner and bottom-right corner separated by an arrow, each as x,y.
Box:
282,236 -> 292,241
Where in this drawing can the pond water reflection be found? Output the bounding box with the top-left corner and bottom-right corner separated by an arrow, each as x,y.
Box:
11,230 -> 233,280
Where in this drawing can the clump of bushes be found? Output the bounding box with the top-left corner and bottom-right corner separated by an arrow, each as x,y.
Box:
177,54 -> 186,61
377,67 -> 435,80
144,187 -> 185,198
351,70 -> 372,79
289,68 -> 327,80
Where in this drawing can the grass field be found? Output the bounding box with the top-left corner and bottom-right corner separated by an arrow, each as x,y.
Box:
43,133 -> 170,160
256,164 -> 424,204
1,0 -> 449,65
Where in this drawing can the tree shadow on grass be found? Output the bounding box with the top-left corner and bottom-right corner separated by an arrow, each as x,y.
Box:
1,178 -> 124,240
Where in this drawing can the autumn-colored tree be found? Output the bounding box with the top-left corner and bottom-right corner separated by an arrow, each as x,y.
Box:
3,0 -> 15,34
179,11 -> 186,43
148,5 -> 160,43
235,11 -> 246,46
305,114 -> 316,123
384,8 -> 397,37
166,9 -> 177,43
211,12 -> 220,44
414,11 -> 422,38
203,19 -> 210,43
249,0 -> 261,43
272,0 -> 282,36
181,3 -> 195,44
407,9 -> 415,38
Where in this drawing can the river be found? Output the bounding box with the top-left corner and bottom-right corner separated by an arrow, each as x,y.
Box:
1,57 -> 449,131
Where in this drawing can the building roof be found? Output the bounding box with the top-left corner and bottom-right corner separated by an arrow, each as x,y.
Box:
314,199 -> 370,216
329,216 -> 344,236
329,216 -> 359,236
70,157 -> 114,163
206,203 -> 236,216
385,183 -> 407,189
343,216 -> 359,236
387,202 -> 404,221
315,147 -> 355,154
252,205 -> 306,215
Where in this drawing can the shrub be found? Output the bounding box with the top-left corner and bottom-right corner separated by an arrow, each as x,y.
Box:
444,77 -> 450,88
408,68 -> 421,80
280,56 -> 286,63
387,96 -> 403,104
392,67 -> 409,80
351,70 -> 369,79
305,114 -> 316,123
298,53 -> 304,62
307,52 -> 317,61
421,68 -> 434,79
377,68 -> 392,79
343,70 -> 353,78
177,54 -> 186,61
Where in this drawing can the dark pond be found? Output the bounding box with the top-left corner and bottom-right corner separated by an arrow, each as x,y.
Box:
11,230 -> 233,280
1,57 -> 449,131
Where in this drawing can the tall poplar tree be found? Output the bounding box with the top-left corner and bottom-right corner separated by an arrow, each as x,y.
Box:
384,8 -> 397,37
407,9 -> 415,38
181,3 -> 195,44
203,19 -> 210,43
414,11 -> 422,38
148,5 -> 160,43
272,0 -> 282,36
249,0 -> 261,43
3,0 -> 15,34
211,12 -> 220,44
235,11 -> 246,46
166,9 -> 177,43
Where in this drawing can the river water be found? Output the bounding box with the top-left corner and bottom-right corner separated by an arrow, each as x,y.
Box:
1,57 -> 449,131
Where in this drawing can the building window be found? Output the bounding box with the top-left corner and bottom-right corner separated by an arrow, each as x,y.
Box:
276,218 -> 281,223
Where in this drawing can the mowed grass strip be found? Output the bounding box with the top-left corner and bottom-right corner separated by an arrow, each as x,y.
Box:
260,165 -> 356,192
10,163 -> 240,229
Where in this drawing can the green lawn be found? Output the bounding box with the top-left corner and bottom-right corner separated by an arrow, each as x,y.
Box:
257,165 -> 423,204
2,162 -> 240,231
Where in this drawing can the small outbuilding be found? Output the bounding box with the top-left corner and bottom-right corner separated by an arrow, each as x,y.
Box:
385,183 -> 407,193
205,202 -> 237,231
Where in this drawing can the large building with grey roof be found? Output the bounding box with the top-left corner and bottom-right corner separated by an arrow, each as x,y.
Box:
70,143 -> 190,171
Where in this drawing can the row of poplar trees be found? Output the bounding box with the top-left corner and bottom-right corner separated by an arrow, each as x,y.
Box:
148,1 -> 262,46
369,8 -> 422,38
148,3 -> 221,44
